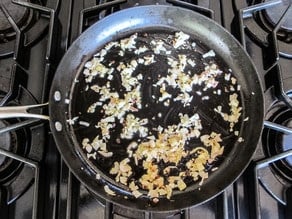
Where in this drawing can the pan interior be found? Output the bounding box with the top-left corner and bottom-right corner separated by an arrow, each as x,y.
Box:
68,30 -> 244,199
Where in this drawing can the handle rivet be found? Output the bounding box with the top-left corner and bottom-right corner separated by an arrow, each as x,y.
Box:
55,121 -> 62,131
54,91 -> 61,102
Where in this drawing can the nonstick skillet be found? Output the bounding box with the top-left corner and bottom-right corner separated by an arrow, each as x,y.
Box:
0,5 -> 264,211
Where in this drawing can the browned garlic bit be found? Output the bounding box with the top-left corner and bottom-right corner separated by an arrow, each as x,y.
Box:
173,31 -> 190,48
214,93 -> 242,132
110,158 -> 132,185
200,132 -> 224,163
120,114 -> 148,139
104,185 -> 116,196
77,31 -> 243,202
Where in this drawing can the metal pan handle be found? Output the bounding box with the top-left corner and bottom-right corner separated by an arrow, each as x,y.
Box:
0,103 -> 49,120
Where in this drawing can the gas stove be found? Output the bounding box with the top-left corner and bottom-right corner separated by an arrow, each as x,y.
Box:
0,0 -> 291,218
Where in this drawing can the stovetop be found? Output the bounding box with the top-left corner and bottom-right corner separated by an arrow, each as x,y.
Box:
0,0 -> 291,219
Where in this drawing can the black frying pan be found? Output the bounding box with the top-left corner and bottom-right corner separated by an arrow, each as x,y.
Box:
0,5 -> 264,211
49,5 -> 264,211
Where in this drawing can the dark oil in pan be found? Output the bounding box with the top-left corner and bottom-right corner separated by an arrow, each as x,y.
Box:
69,31 -> 242,188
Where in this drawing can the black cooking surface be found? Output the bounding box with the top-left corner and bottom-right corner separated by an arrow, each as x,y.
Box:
0,0 -> 291,218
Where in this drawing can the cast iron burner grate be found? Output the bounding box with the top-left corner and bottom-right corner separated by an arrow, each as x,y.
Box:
0,0 -> 30,34
0,148 -> 40,219
252,149 -> 292,219
0,0 -> 58,217
239,0 -> 292,109
79,0 -> 214,34
263,104 -> 292,178
263,0 -> 292,32
0,117 -> 26,182
0,0 -> 58,57
259,102 -> 292,210
0,81 -> 44,205
237,0 -> 292,58
238,1 -> 292,218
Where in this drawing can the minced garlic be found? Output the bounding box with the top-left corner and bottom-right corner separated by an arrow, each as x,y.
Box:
77,31 -> 243,202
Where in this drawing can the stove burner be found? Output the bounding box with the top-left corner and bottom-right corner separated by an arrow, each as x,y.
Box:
278,120 -> 292,167
0,0 -> 33,44
0,0 -> 29,33
263,105 -> 292,182
0,120 -> 17,168
282,122 -> 292,166
238,0 -> 292,57
263,0 -> 292,32
0,0 -> 59,57
0,85 -> 45,202
0,118 -> 27,183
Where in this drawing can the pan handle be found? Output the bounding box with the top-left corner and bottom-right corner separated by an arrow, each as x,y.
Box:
0,103 -> 49,120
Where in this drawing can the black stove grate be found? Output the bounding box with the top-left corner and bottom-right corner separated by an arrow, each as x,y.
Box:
0,0 -> 58,219
0,0 -> 59,58
238,1 -> 292,219
254,149 -> 292,219
237,0 -> 292,58
0,148 -> 40,219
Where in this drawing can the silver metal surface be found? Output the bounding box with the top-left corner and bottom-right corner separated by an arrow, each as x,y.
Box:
55,121 -> 62,131
264,120 -> 292,135
0,103 -> 49,120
